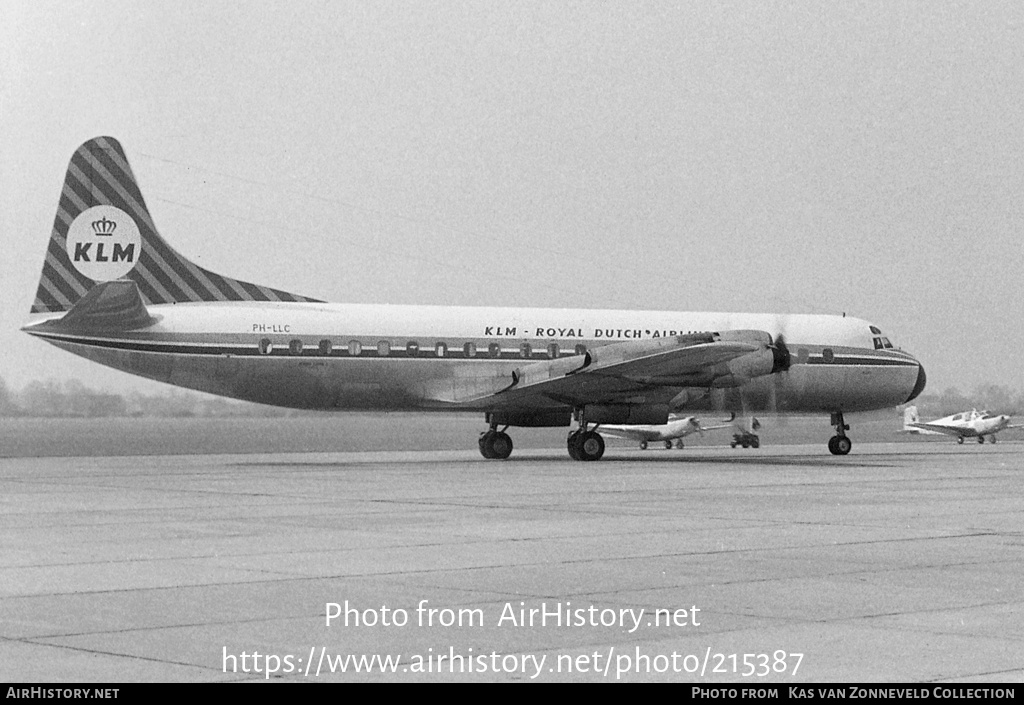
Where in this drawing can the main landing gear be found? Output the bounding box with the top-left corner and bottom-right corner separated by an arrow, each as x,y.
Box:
478,424 -> 513,459
828,411 -> 852,455
567,429 -> 605,461
566,408 -> 605,461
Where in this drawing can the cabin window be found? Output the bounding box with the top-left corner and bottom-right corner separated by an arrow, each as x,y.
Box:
547,343 -> 559,359
435,342 -> 447,358
406,341 -> 420,356
464,342 -> 476,358
348,340 -> 362,356
318,339 -> 333,356
258,338 -> 273,355
575,344 -> 588,356
488,343 -> 501,358
377,341 -> 390,357
288,339 -> 303,356
822,348 -> 835,363
520,343 -> 532,359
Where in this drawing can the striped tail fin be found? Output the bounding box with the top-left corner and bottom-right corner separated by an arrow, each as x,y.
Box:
31,136 -> 323,314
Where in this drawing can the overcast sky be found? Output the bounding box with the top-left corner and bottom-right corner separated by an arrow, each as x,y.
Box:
2,0 -> 1023,398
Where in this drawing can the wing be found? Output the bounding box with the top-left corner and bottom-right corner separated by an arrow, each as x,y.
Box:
694,422 -> 737,432
596,426 -> 654,441
906,422 -> 968,437
421,330 -> 777,420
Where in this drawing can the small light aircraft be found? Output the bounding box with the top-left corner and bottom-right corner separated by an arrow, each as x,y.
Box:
22,137 -> 927,460
596,413 -> 740,450
903,406 -> 1019,444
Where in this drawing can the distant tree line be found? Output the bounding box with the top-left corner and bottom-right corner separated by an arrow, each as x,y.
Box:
0,374 -> 1021,419
0,375 -> 289,418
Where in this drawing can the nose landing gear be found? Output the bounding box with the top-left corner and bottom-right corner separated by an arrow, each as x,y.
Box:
828,411 -> 852,455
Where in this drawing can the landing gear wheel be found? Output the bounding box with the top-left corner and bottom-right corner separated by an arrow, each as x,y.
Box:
567,431 -> 582,460
479,431 -> 496,459
479,430 -> 513,459
829,435 -> 851,455
490,431 -> 513,459
957,437 -> 964,444
990,436 -> 997,444
750,435 -> 760,449
977,436 -> 985,444
640,441 -> 648,450
675,439 -> 684,449
664,440 -> 673,450
828,411 -> 852,455
577,431 -> 605,461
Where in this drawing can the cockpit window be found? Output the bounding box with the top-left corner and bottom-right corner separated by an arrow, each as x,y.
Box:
872,336 -> 894,350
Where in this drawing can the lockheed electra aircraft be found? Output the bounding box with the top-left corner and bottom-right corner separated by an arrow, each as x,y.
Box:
23,137 -> 927,460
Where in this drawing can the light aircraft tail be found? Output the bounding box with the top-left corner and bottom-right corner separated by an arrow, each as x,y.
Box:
31,136 -> 321,314
903,406 -> 920,432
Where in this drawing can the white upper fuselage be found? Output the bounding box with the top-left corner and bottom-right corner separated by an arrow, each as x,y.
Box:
25,301 -> 924,417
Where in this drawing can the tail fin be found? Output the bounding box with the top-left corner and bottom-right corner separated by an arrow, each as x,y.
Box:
31,136 -> 322,314
903,406 -> 920,431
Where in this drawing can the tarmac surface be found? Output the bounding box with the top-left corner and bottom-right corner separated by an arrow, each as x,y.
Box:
1,442 -> 1021,683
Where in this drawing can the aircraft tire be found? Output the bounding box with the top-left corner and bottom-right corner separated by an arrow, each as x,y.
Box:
834,436 -> 852,455
751,435 -> 760,449
567,431 -> 582,460
489,432 -> 513,459
675,439 -> 684,449
991,436 -> 997,444
957,437 -> 964,445
479,431 -> 496,459
664,440 -> 673,450
977,436 -> 985,444
640,441 -> 648,450
578,431 -> 605,461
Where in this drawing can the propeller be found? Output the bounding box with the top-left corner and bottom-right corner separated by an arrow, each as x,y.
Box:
770,333 -> 791,373
764,330 -> 791,426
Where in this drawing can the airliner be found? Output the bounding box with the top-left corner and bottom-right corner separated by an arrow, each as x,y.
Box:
22,137 -> 927,460
903,406 -> 1018,444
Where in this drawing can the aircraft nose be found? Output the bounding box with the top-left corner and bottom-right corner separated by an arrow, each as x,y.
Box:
906,362 -> 927,403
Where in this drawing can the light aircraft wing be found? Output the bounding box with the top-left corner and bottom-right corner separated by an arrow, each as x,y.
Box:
425,330 -> 777,412
905,422 -> 969,437
597,426 -> 660,441
695,422 -> 736,432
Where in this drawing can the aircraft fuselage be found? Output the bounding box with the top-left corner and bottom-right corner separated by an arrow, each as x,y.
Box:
25,302 -> 924,418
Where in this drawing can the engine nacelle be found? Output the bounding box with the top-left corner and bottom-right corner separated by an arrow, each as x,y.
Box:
486,409 -> 571,427
586,404 -> 669,425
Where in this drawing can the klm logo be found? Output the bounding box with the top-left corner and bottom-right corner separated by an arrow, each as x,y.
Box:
65,205 -> 142,281
73,241 -> 136,263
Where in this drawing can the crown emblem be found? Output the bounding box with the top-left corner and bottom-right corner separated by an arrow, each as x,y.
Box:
91,216 -> 117,236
